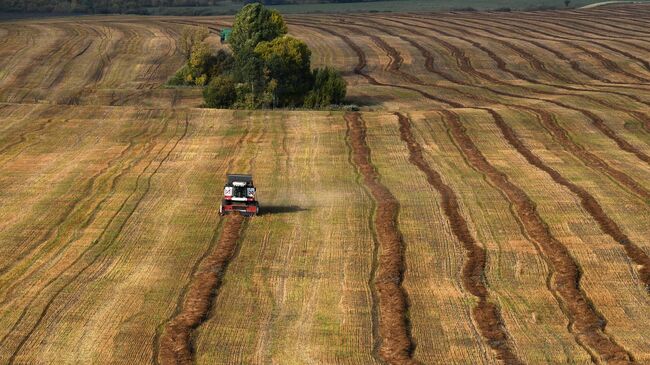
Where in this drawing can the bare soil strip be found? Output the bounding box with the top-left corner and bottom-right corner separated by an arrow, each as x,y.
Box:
439,109 -> 635,364
396,112 -> 523,364
484,108 -> 650,291
158,215 -> 245,365
345,112 -> 417,365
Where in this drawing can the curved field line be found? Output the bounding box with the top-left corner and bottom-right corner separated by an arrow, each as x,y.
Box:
359,17 -> 650,166
452,14 -> 650,53
396,112 -> 523,364
393,15 -> 650,91
4,117 -> 188,364
0,113 -> 170,305
399,15 -> 650,86
0,24 -> 79,89
0,111 -> 156,278
481,108 -> 650,291
457,16 -> 650,76
423,16 -> 650,85
456,11 -> 650,41
466,12 -> 650,54
345,112 -> 418,365
331,16 -> 649,347
501,13 -> 650,40
0,118 -> 55,163
380,16 -> 650,101
438,109 -> 634,364
158,215 -> 246,365
0,115 -> 172,345
309,18 -> 650,201
344,15 -> 650,117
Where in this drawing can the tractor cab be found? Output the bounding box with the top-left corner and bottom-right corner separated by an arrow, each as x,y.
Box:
220,174 -> 259,217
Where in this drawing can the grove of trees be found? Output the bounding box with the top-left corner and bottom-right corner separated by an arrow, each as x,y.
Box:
170,3 -> 346,109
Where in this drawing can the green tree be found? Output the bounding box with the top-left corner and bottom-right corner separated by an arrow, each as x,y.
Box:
203,76 -> 236,108
179,26 -> 209,61
304,67 -> 347,108
209,49 -> 235,77
255,36 -> 312,106
229,3 -> 288,56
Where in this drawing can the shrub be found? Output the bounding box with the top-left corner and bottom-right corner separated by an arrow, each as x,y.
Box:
167,65 -> 191,86
304,67 -> 347,108
203,76 -> 236,108
209,49 -> 235,77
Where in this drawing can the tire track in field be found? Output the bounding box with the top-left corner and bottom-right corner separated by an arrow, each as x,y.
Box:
0,118 -> 165,345
157,215 -> 246,365
482,108 -> 650,291
345,112 -> 417,365
137,22 -> 179,90
0,113 -> 169,305
439,109 -> 634,364
0,117 -> 54,158
28,24 -> 92,91
396,112 -> 523,364
4,24 -> 80,90
0,110 -> 156,277
5,116 -> 188,364
0,113 -> 170,336
311,18 -> 650,201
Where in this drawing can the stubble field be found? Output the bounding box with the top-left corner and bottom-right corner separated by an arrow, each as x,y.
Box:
0,4 -> 649,364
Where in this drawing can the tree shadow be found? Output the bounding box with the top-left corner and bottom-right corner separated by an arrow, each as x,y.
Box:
258,205 -> 308,216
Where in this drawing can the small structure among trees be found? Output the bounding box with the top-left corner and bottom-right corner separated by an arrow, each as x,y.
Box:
169,3 -> 346,109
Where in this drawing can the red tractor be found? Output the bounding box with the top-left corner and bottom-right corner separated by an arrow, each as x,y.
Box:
219,174 -> 259,217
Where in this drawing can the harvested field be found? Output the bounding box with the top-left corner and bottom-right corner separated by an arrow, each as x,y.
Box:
1,3 -> 649,364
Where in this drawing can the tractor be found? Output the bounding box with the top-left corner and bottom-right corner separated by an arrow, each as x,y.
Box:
219,174 -> 259,217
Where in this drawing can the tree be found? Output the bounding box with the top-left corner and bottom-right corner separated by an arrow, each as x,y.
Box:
564,0 -> 571,7
203,76 -> 236,108
255,36 -> 312,106
304,67 -> 347,108
229,3 -> 287,56
209,49 -> 235,77
179,26 -> 209,60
